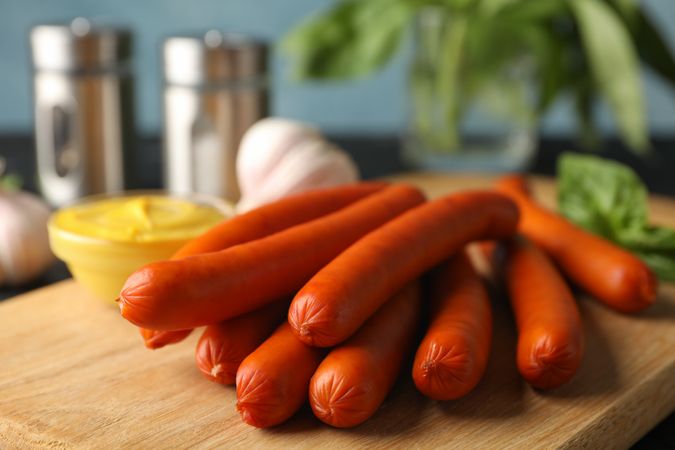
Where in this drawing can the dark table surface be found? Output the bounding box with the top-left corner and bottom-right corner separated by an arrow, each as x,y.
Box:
0,133 -> 674,448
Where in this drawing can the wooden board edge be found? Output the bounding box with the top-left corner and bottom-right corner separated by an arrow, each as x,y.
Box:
562,358 -> 675,449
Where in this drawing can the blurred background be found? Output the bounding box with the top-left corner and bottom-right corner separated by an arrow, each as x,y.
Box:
1,0 -> 674,200
0,0 -> 673,137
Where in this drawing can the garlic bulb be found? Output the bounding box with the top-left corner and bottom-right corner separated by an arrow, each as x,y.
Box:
0,188 -> 54,286
237,118 -> 323,199
237,118 -> 359,212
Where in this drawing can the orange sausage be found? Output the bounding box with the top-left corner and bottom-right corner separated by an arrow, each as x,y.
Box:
119,184 -> 425,331
236,322 -> 324,428
496,175 -> 656,313
498,236 -> 584,389
309,282 -> 420,428
174,181 -> 388,258
412,250 -> 492,400
140,181 -> 387,348
195,299 -> 290,385
140,328 -> 193,350
289,191 -> 518,347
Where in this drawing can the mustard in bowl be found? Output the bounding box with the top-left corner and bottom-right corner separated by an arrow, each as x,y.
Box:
48,192 -> 233,302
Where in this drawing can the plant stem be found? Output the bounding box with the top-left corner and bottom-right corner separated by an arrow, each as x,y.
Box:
434,13 -> 468,152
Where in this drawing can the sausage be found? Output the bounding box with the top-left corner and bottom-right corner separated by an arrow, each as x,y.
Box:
119,184 -> 425,330
195,299 -> 290,385
497,235 -> 584,389
309,282 -> 421,428
412,250 -> 492,400
495,175 -> 656,313
236,322 -> 324,428
289,191 -> 518,347
174,181 -> 388,258
139,181 -> 387,348
140,329 -> 193,350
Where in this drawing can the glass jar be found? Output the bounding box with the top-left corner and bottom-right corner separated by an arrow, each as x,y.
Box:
403,7 -> 537,171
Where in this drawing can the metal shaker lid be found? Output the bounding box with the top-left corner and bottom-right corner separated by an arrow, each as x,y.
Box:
30,18 -> 132,72
163,30 -> 267,86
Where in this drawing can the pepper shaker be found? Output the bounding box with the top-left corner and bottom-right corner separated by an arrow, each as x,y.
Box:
30,18 -> 134,207
162,30 -> 268,201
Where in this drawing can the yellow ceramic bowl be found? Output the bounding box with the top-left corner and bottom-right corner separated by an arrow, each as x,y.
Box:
48,191 -> 234,303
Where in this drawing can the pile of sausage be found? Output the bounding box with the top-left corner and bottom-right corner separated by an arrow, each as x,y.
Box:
118,176 -> 657,428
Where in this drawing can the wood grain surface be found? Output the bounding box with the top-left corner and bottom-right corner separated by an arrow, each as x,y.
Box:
1,173 -> 674,449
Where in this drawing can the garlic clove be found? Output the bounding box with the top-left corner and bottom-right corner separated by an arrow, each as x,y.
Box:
238,136 -> 326,211
271,141 -> 358,194
237,137 -> 359,213
0,190 -> 54,286
237,117 -> 322,199
18,192 -> 54,279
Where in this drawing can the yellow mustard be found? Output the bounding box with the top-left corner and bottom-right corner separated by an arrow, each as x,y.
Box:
51,195 -> 224,243
48,194 -> 229,303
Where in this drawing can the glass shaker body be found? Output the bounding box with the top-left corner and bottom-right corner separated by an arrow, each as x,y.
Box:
163,32 -> 268,202
30,20 -> 134,206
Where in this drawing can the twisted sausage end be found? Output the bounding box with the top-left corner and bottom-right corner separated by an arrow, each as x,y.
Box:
412,342 -> 478,401
309,372 -> 372,428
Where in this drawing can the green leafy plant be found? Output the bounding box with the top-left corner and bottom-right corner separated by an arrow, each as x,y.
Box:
283,0 -> 675,152
558,153 -> 675,281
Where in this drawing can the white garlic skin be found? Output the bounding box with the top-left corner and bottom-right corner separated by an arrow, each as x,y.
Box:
237,118 -> 323,201
0,190 -> 55,286
236,118 -> 359,213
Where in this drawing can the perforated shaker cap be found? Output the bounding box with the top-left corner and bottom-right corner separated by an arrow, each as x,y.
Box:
30,17 -> 132,72
163,30 -> 267,86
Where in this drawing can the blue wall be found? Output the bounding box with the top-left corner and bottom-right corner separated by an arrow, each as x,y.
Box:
1,0 -> 674,136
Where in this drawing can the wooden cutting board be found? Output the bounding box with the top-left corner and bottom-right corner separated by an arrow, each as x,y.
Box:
2,173 -> 675,449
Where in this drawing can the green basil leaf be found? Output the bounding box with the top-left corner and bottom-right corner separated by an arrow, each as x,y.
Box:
620,226 -> 675,280
283,0 -> 417,80
620,225 -> 675,252
634,251 -> 675,282
558,152 -> 675,281
558,153 -> 648,238
571,0 -> 648,151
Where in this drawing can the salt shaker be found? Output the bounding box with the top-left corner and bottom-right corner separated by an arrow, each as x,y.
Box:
162,30 -> 268,201
30,18 -> 134,207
